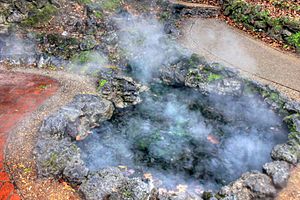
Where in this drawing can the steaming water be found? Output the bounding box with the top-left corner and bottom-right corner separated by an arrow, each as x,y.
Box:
77,83 -> 288,192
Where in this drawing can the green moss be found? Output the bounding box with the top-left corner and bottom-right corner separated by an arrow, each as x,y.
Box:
123,190 -> 133,198
76,0 -> 93,4
72,51 -> 92,64
43,152 -> 59,170
21,4 -> 57,27
101,0 -> 122,11
207,73 -> 222,82
97,79 -> 108,91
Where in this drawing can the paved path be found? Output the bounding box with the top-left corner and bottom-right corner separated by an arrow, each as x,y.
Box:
0,71 -> 59,200
180,18 -> 300,92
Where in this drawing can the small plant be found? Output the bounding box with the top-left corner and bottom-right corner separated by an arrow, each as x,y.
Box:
207,73 -> 222,82
288,32 -> 300,50
97,79 -> 108,91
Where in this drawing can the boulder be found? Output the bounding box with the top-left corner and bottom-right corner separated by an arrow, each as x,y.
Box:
271,143 -> 298,164
79,168 -> 154,200
263,161 -> 290,188
99,75 -> 148,109
219,171 -> 276,200
35,137 -> 84,178
39,94 -> 114,140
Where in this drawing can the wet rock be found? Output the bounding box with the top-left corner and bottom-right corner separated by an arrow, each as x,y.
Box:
80,167 -> 154,200
99,75 -> 148,109
219,171 -> 276,200
263,161 -> 290,188
39,94 -> 114,140
271,143 -> 298,164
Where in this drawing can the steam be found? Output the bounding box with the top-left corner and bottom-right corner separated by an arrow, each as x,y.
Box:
0,34 -> 37,65
115,15 -> 189,81
78,84 -> 287,191
67,51 -> 109,75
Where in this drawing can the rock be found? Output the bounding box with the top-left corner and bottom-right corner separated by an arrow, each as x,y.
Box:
271,143 -> 298,164
63,159 -> 89,185
7,10 -> 26,22
282,29 -> 292,37
0,14 -> 6,24
80,168 -> 154,200
263,161 -> 290,188
284,114 -> 300,132
158,191 -> 203,200
35,137 -> 83,178
219,171 -> 276,200
99,75 -> 148,109
39,94 -> 114,140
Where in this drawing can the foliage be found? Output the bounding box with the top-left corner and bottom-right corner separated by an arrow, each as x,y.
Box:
288,32 -> 300,50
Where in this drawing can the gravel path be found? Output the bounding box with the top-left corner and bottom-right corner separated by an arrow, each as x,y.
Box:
1,65 -> 97,200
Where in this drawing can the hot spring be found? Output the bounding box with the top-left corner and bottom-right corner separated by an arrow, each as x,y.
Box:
77,81 -> 288,194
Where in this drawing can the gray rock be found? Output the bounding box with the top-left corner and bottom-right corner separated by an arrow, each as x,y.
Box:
284,114 -> 300,132
39,94 -> 114,140
219,171 -> 276,200
99,75 -> 148,109
35,137 -> 83,178
63,159 -> 89,185
80,168 -> 154,200
7,10 -> 26,22
271,143 -> 298,164
263,161 -> 290,188
158,191 -> 203,200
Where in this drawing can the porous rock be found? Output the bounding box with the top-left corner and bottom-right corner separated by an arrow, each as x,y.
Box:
271,143 -> 298,164
263,161 -> 290,188
99,75 -> 148,109
79,168 -> 154,200
219,171 -> 276,200
39,94 -> 114,140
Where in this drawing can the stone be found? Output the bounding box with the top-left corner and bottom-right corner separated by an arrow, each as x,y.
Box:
39,94 -> 114,140
99,75 -> 148,109
284,114 -> 300,132
219,171 -> 276,200
80,168 -> 154,200
63,159 -> 89,185
271,143 -> 298,164
7,10 -> 26,23
35,137 -> 83,178
263,161 -> 290,188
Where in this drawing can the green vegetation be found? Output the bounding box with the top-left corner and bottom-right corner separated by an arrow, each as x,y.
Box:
72,51 -> 92,64
21,4 -> 58,27
288,32 -> 300,51
101,0 -> 122,11
223,0 -> 300,51
97,79 -> 108,90
207,73 -> 222,82
43,152 -> 59,170
76,0 -> 122,11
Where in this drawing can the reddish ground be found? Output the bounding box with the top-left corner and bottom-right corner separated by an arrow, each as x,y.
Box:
0,70 -> 59,200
